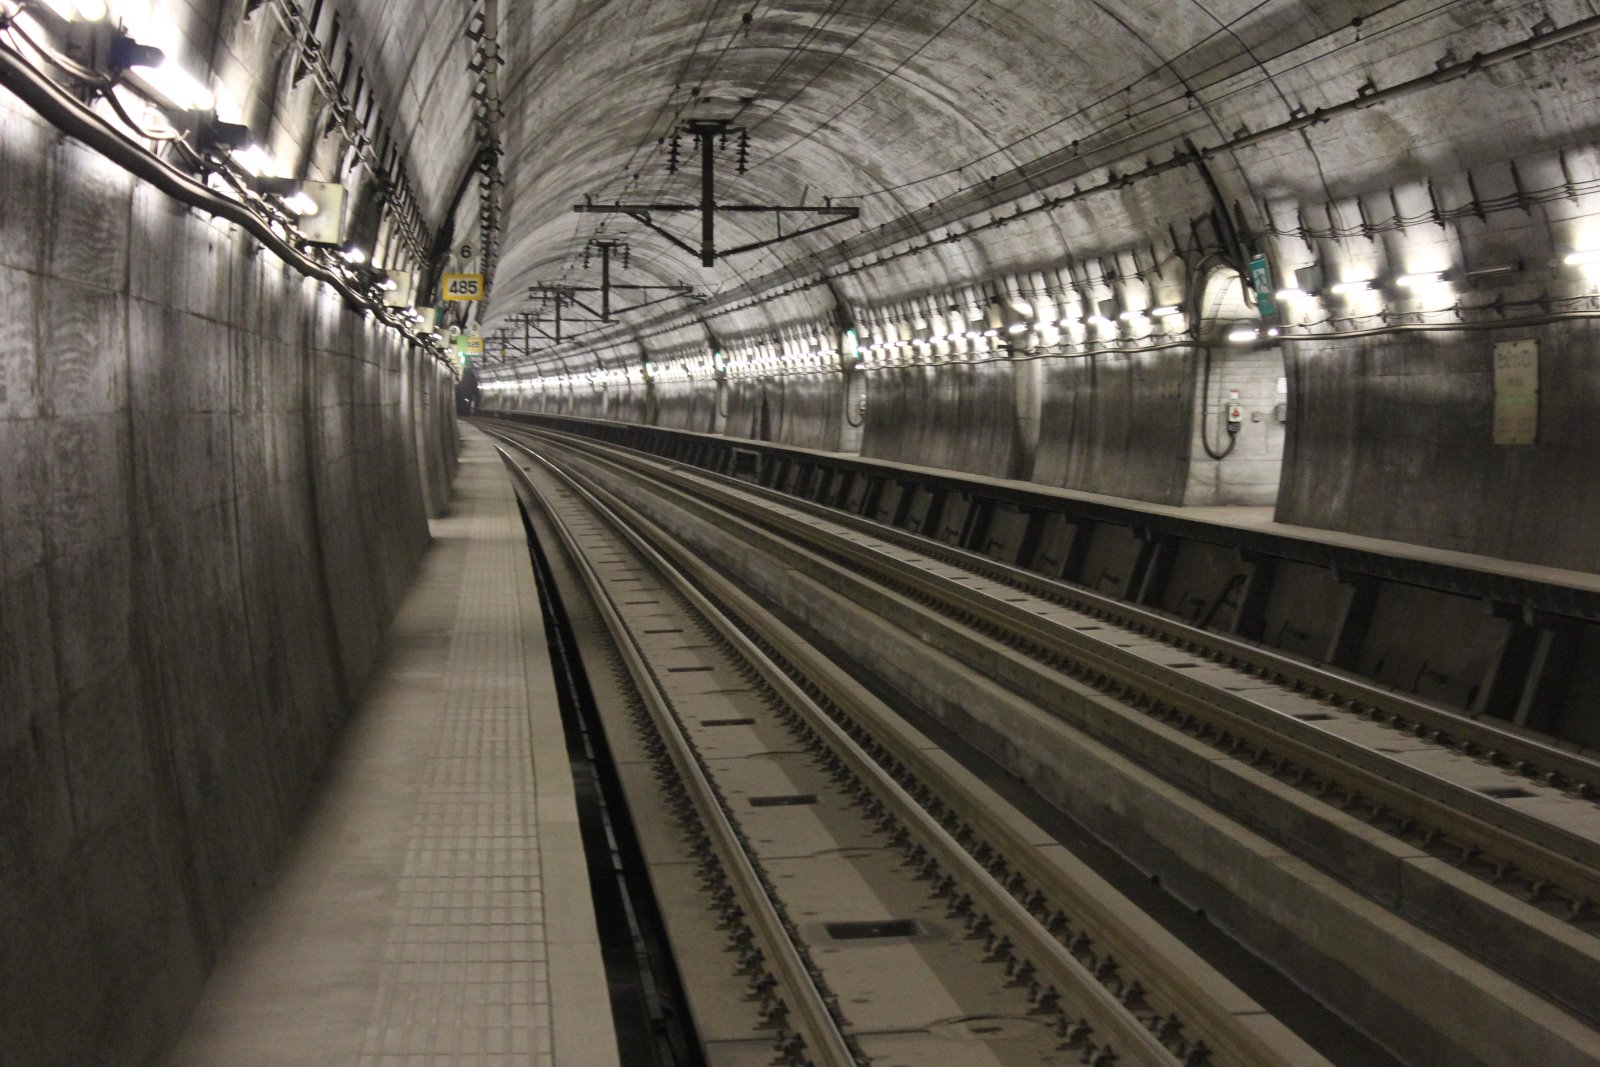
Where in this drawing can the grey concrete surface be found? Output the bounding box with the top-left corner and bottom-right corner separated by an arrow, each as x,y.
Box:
1279,322 -> 1600,573
464,0 -> 1600,575
170,428 -> 618,1067
11,0 -> 1600,1061
1032,348 -> 1195,504
0,92 -> 456,1066
863,361 -> 1024,480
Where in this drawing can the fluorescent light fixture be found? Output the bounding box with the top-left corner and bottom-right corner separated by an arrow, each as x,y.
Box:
1464,261 -> 1521,279
965,330 -> 980,339
1119,309 -> 1147,321
135,57 -> 217,112
281,190 -> 319,216
1396,271 -> 1444,288
1227,327 -> 1260,343
231,144 -> 275,177
341,246 -> 367,264
1329,279 -> 1373,295
1564,249 -> 1600,266
1150,305 -> 1181,317
1007,323 -> 1027,334
982,328 -> 999,337
1267,327 -> 1281,337
1058,316 -> 1081,327
39,0 -> 107,20
1274,287 -> 1311,301
1087,315 -> 1114,327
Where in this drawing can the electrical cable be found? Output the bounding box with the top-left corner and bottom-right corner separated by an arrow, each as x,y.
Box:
826,0 -> 1468,201
102,85 -> 184,141
4,10 -> 108,84
750,0 -> 981,170
735,0 -> 895,133
0,38 -> 456,374
1197,344 -> 1239,460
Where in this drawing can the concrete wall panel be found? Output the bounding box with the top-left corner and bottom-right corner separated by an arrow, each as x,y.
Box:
656,380 -> 718,433
1032,349 -> 1194,504
0,98 -> 455,1066
772,372 -> 846,451
862,362 -> 1018,478
1278,324 -> 1600,571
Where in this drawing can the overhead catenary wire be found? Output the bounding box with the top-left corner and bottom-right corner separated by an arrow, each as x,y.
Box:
823,0 -> 1470,201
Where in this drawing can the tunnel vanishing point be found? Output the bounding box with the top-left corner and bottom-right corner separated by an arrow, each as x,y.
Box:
5,1 -> 1600,1065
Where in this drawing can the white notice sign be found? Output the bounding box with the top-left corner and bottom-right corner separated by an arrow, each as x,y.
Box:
1492,339 -> 1538,445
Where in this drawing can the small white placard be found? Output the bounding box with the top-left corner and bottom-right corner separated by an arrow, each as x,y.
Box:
1492,339 -> 1538,445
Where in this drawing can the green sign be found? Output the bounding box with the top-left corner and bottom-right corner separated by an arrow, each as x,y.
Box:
1248,254 -> 1277,316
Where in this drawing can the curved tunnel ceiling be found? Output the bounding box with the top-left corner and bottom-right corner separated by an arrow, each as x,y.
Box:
348,0 -> 1600,370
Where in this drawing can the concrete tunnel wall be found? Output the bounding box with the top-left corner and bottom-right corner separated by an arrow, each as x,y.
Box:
0,94 -> 458,1064
1280,321 -> 1600,572
470,1 -> 1600,579
486,126 -> 1600,574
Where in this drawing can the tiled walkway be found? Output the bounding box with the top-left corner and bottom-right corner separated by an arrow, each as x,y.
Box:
171,427 -> 618,1066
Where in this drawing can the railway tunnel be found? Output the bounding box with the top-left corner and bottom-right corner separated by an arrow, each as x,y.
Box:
4,0 -> 1600,1064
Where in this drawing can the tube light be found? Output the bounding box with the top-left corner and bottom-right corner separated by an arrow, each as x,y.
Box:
1464,261 -> 1521,279
1118,309 -> 1147,322
1227,327 -> 1259,343
982,328 -> 999,337
1150,306 -> 1181,317
39,0 -> 108,20
1274,287 -> 1311,301
1058,316 -> 1081,327
231,144 -> 276,177
135,57 -> 217,112
281,190 -> 320,217
1564,250 -> 1600,266
1329,279 -> 1373,295
1396,271 -> 1444,288
1007,323 -> 1027,334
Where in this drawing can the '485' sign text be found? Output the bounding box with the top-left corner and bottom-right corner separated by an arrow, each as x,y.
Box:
442,273 -> 485,302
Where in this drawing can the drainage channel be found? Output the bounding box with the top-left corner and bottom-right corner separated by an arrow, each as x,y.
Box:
517,493 -> 704,1067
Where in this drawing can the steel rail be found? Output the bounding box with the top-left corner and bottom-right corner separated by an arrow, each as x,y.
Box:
489,424 -> 1332,1067
660,430 -> 1600,789
493,445 -> 859,1067
486,421 -> 1600,916
485,416 -> 1600,790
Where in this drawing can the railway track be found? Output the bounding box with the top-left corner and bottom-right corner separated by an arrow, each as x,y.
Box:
485,417 -> 1600,1067
496,433 -> 1331,1066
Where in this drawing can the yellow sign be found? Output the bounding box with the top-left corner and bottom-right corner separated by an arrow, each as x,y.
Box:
442,273 -> 485,301
460,335 -> 483,355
